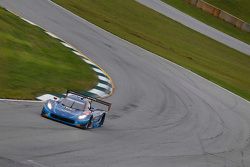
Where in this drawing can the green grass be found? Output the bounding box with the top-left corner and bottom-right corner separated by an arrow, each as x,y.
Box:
161,0 -> 250,44
52,0 -> 250,100
205,0 -> 250,23
0,7 -> 97,99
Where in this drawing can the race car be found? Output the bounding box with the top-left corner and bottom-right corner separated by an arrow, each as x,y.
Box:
41,90 -> 111,129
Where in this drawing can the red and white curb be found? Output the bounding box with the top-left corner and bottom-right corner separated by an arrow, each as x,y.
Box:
0,10 -> 113,103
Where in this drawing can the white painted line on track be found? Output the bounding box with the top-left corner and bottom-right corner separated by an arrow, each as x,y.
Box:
89,89 -> 107,97
98,76 -> 110,83
21,17 -> 37,26
61,42 -> 75,50
45,31 -> 61,40
97,83 -> 110,90
73,51 -> 86,58
83,59 -> 97,66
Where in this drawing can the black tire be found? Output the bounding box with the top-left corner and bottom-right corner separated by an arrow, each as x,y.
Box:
100,114 -> 105,126
83,116 -> 93,129
41,112 -> 45,117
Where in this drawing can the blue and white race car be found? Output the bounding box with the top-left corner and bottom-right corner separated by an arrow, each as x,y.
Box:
41,90 -> 111,129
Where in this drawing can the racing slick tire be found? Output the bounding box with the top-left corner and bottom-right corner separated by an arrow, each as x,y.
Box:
82,116 -> 93,129
100,114 -> 106,126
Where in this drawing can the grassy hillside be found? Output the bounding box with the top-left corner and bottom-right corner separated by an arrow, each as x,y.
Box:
0,7 -> 97,99
52,0 -> 250,100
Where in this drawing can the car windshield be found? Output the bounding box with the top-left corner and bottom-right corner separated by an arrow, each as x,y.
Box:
61,98 -> 74,107
61,98 -> 86,111
72,101 -> 85,110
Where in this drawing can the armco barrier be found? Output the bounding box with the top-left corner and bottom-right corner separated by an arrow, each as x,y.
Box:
185,0 -> 250,32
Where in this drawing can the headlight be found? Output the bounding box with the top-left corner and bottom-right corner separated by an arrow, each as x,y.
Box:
78,115 -> 87,120
47,102 -> 52,110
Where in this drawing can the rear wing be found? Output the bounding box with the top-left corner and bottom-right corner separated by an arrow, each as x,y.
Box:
66,90 -> 111,111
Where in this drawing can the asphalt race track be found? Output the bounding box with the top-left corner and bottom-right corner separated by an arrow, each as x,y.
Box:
136,0 -> 250,56
1,1 -> 250,167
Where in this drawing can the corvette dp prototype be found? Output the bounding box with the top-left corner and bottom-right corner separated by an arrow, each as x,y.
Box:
41,91 -> 111,129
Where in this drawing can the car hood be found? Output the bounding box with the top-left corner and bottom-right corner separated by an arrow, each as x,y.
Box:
52,103 -> 83,118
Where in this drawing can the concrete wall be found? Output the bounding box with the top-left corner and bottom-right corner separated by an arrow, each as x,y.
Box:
185,0 -> 250,32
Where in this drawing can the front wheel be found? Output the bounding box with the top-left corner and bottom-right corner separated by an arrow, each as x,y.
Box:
83,116 -> 93,129
41,111 -> 46,117
100,114 -> 105,126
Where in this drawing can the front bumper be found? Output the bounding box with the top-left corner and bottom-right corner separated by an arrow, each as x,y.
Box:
41,107 -> 89,128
